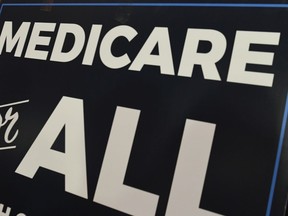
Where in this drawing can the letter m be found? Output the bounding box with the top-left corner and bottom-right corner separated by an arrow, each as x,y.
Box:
0,21 -> 30,57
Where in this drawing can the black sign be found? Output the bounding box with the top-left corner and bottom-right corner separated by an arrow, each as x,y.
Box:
0,2 -> 287,216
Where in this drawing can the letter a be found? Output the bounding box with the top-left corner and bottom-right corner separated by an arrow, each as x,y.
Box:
16,96 -> 88,199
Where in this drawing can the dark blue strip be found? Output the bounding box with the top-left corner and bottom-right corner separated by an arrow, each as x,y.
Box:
2,3 -> 288,8
266,92 -> 288,216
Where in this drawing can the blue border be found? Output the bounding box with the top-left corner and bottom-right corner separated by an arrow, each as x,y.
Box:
266,93 -> 288,216
0,3 -> 287,216
2,2 -> 288,9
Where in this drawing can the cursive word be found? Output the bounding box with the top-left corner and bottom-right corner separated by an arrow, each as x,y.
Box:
0,100 -> 29,150
0,107 -> 19,144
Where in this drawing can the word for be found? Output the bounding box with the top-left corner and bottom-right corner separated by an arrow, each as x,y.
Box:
0,21 -> 280,87
0,107 -> 19,147
16,96 -> 223,216
0,204 -> 26,216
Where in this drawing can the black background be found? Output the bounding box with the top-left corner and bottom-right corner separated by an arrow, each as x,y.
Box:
0,1 -> 287,216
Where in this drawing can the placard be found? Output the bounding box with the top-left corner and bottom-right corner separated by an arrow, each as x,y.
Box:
0,2 -> 287,216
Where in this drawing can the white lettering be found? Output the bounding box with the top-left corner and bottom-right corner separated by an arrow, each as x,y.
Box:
2,107 -> 19,144
100,25 -> 137,69
0,21 -> 281,88
166,120 -> 223,216
50,23 -> 85,62
15,100 -> 224,215
94,106 -> 159,216
25,22 -> 56,60
129,27 -> 175,75
0,204 -> 26,216
0,204 -> 11,216
15,96 -> 88,199
227,31 -> 280,87
0,21 -> 30,57
178,28 -> 226,80
82,24 -> 103,65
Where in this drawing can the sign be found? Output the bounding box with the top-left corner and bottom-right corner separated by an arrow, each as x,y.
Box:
0,2 -> 287,216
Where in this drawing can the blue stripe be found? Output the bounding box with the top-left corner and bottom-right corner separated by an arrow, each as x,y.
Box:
266,93 -> 288,216
0,4 -> 3,15
2,3 -> 288,8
